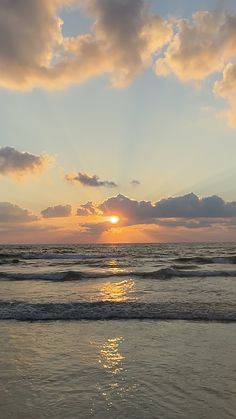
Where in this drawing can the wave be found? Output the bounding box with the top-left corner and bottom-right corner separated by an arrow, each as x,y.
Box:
0,253 -> 22,258
141,267 -> 236,279
1,267 -> 236,282
11,252 -> 127,261
0,259 -> 20,265
0,301 -> 235,322
175,255 -> 236,265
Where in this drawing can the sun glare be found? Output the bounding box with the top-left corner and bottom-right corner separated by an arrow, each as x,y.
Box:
110,215 -> 120,224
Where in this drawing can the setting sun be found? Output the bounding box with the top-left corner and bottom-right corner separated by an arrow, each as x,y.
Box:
110,215 -> 120,224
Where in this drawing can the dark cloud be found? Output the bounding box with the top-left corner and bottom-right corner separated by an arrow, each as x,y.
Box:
41,204 -> 72,218
80,221 -> 111,236
130,179 -> 141,186
99,193 -> 236,220
155,193 -> 236,218
66,172 -> 117,188
0,146 -> 50,177
77,201 -> 99,216
99,193 -> 155,220
0,202 -> 37,223
157,218 -> 226,230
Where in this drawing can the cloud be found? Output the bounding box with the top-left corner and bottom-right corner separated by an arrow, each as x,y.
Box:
0,146 -> 50,177
41,204 -> 72,218
77,201 -> 100,216
80,221 -> 110,236
153,10 -> 236,127
66,172 -> 117,188
155,11 -> 236,82
154,193 -> 236,218
0,202 -> 37,223
2,0 -> 236,131
130,179 -> 141,186
0,0 -> 172,90
156,218 -> 229,230
99,193 -> 236,221
80,0 -> 172,88
214,62 -> 236,126
99,193 -> 155,221
0,0 -> 64,90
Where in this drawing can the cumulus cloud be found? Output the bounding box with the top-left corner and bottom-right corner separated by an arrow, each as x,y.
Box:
77,201 -> 100,216
0,0 -> 64,90
0,202 -> 37,223
66,172 -> 117,188
81,0 -> 172,87
0,147 -> 50,177
41,204 -> 72,218
155,11 -> 236,82
99,193 -> 236,221
0,0 -> 172,90
152,10 -> 236,126
99,193 -> 155,220
2,0 -> 236,130
154,193 -> 236,218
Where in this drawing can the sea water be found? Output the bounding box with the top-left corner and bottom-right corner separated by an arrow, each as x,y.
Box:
0,243 -> 236,418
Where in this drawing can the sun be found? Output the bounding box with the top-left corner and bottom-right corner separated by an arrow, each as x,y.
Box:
110,215 -> 120,224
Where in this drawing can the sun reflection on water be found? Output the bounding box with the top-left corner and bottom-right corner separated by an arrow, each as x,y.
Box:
99,337 -> 124,375
93,336 -> 138,413
106,259 -> 127,275
101,279 -> 135,302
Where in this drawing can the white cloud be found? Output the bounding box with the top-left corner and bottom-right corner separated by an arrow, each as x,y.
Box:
155,11 -> 236,82
0,0 -> 172,90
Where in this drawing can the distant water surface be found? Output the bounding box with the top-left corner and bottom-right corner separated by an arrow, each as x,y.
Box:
0,243 -> 235,320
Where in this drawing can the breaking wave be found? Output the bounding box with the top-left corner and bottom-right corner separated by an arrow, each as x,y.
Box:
0,301 -> 235,322
0,252 -> 127,261
0,267 -> 236,282
175,255 -> 236,264
2,252 -> 236,265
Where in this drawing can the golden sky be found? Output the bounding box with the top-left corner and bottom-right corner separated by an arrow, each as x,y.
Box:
1,0 -> 236,243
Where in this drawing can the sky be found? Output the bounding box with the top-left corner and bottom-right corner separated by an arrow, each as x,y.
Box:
1,0 -> 236,243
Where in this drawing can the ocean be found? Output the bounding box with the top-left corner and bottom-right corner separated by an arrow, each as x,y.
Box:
0,243 -> 236,418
